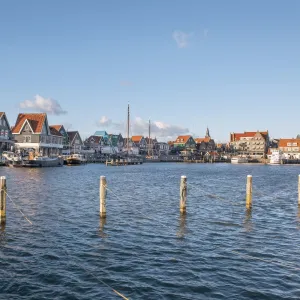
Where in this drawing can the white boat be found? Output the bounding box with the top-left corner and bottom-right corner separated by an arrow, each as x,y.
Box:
231,156 -> 248,164
2,151 -> 23,167
66,154 -> 87,165
269,150 -> 282,165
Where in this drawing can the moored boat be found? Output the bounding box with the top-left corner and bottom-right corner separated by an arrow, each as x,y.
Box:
66,154 -> 87,165
269,150 -> 283,165
2,151 -> 23,167
23,156 -> 64,167
231,156 -> 248,164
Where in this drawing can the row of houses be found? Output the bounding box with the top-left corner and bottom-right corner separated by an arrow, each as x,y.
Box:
0,112 -> 83,156
1,111 -> 299,159
83,131 -> 170,156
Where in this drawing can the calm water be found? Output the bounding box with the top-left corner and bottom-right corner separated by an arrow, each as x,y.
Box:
1,163 -> 300,299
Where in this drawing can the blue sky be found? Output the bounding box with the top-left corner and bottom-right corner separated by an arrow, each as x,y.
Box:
0,0 -> 299,141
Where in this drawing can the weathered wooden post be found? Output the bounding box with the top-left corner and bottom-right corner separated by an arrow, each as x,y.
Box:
246,175 -> 252,209
100,176 -> 106,218
298,175 -> 300,205
180,175 -> 187,214
0,176 -> 6,224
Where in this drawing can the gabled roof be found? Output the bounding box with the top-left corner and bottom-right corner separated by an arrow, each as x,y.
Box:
279,138 -> 300,148
174,135 -> 193,144
131,135 -> 144,143
195,137 -> 211,144
230,131 -> 269,142
49,126 -> 63,137
12,113 -> 47,134
94,131 -> 108,137
50,125 -> 63,132
67,131 -> 82,144
145,137 -> 157,144
86,135 -> 102,144
123,138 -> 137,147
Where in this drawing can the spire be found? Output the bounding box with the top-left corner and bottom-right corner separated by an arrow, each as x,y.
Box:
205,127 -> 210,138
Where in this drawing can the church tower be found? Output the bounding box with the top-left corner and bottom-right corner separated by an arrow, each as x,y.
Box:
205,127 -> 210,138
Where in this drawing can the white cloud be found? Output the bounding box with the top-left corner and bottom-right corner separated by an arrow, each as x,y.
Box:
97,116 -> 189,141
97,116 -> 112,127
172,30 -> 192,48
19,94 -> 67,115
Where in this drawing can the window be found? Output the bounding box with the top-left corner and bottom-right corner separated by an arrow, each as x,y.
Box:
287,143 -> 292,146
24,136 -> 31,143
293,143 -> 297,146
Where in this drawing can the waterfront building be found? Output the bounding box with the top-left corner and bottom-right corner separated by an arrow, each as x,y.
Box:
195,128 -> 216,154
278,138 -> 300,159
67,131 -> 83,154
0,112 -> 14,153
12,113 -> 63,156
108,134 -> 124,152
50,125 -> 69,153
155,142 -> 169,156
123,138 -> 139,155
84,135 -> 104,153
230,130 -> 269,158
173,135 -> 196,150
131,136 -> 147,154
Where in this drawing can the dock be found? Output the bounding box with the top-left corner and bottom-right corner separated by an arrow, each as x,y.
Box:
105,158 -> 143,166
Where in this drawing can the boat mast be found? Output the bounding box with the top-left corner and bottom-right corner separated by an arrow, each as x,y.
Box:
127,104 -> 130,157
148,119 -> 151,156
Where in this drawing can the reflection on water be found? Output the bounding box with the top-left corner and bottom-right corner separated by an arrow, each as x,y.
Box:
243,208 -> 253,232
297,205 -> 300,230
1,163 -> 300,299
0,223 -> 6,247
177,213 -> 187,238
99,217 -> 107,238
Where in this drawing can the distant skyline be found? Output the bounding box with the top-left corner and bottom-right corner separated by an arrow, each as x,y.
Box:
1,0 -> 300,142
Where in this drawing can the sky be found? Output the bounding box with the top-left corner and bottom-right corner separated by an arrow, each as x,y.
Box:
0,0 -> 299,142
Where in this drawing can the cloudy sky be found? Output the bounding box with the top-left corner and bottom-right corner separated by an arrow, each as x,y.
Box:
1,1 -> 300,141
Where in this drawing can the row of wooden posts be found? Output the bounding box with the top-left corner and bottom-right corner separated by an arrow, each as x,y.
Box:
1,174 -> 300,224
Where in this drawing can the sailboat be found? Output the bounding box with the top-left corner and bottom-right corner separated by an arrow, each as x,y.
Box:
106,104 -> 143,166
145,119 -> 159,162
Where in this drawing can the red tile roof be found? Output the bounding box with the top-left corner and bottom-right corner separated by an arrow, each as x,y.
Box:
175,135 -> 192,144
12,113 -> 47,134
49,126 -> 63,136
195,137 -> 211,144
131,135 -> 144,143
50,125 -> 63,132
279,139 -> 300,148
230,131 -> 268,142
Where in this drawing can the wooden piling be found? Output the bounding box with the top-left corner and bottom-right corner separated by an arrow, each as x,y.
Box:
246,175 -> 252,209
100,176 -> 107,218
0,176 -> 6,224
180,175 -> 187,214
298,175 -> 300,205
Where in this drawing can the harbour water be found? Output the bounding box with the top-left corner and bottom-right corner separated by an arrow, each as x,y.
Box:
1,163 -> 300,299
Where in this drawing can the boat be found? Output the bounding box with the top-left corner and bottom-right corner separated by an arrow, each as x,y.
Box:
23,156 -> 64,167
107,104 -> 143,166
231,156 -> 248,164
145,120 -> 159,163
22,151 -> 63,167
269,150 -> 283,165
66,154 -> 87,165
1,151 -> 23,167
